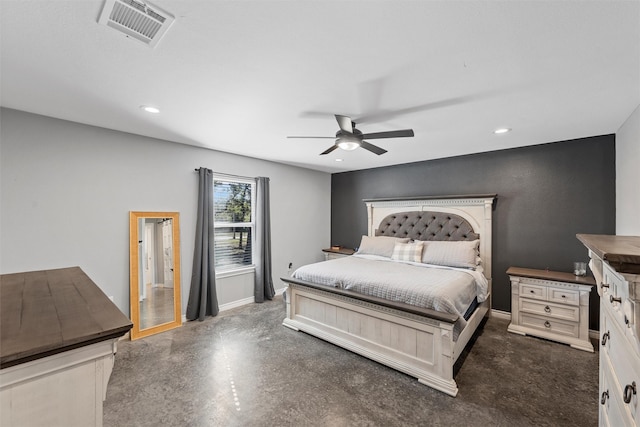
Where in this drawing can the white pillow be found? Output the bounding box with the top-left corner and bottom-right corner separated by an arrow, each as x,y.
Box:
391,242 -> 424,263
356,235 -> 411,258
421,239 -> 480,269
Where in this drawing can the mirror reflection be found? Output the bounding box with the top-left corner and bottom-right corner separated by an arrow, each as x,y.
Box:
138,217 -> 175,329
129,211 -> 181,340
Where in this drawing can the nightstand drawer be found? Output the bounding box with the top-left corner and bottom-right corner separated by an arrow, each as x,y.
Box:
520,283 -> 547,300
520,313 -> 579,338
520,299 -> 580,322
548,287 -> 579,305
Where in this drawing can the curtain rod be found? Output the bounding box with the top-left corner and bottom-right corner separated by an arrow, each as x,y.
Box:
194,168 -> 255,181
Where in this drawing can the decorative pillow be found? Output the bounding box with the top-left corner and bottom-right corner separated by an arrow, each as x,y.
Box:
356,235 -> 411,258
421,239 -> 480,269
391,242 -> 424,263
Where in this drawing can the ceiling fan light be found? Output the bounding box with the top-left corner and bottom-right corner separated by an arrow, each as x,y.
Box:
337,136 -> 360,151
337,141 -> 359,151
140,105 -> 160,114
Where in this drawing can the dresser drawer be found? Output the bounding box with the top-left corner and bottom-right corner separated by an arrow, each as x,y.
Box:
605,296 -> 637,341
603,263 -> 630,303
601,308 -> 640,424
519,313 -> 579,338
520,298 -> 579,322
520,283 -> 547,300
548,287 -> 579,305
600,354 -> 635,427
602,266 -> 637,341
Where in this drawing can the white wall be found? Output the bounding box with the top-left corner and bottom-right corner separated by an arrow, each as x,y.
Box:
616,104 -> 640,235
0,108 -> 331,315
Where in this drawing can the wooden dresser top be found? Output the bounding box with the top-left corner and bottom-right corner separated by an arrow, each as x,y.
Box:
577,234 -> 640,274
1,267 -> 133,369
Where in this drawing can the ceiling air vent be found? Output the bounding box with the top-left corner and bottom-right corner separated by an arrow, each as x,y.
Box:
98,0 -> 175,48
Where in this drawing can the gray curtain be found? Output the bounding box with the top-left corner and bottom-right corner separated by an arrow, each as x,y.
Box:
186,167 -> 219,321
254,176 -> 275,302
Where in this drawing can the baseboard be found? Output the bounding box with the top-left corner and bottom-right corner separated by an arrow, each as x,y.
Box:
490,309 -> 511,320
219,295 -> 255,312
178,290 -> 286,324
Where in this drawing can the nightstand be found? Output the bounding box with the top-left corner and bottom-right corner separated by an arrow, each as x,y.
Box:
322,247 -> 356,260
507,267 -> 595,352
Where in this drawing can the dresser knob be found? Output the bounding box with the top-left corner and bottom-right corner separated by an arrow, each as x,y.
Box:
601,390 -> 609,404
530,290 -> 535,294
544,305 -> 551,313
544,321 -> 551,328
610,295 -> 622,304
623,381 -> 637,404
601,331 -> 610,346
601,282 -> 610,290
561,295 -> 566,299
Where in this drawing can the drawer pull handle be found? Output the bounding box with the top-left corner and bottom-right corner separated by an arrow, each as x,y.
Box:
626,315 -> 630,327
530,290 -> 535,294
601,390 -> 609,404
601,282 -> 610,289
544,305 -> 551,313
610,295 -> 622,304
544,320 -> 551,328
623,381 -> 636,404
561,295 -> 566,298
601,331 -> 610,346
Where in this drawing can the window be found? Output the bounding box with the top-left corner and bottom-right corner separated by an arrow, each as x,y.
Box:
213,177 -> 255,271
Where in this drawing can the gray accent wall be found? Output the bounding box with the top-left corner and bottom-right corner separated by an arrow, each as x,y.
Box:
331,135 -> 616,330
0,108 -> 331,316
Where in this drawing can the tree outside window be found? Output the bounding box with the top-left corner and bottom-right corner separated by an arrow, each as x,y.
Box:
213,179 -> 254,270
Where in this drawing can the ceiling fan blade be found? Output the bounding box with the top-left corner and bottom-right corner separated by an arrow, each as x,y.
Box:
287,136 -> 336,139
360,141 -> 387,155
355,95 -> 481,124
320,145 -> 339,155
361,129 -> 414,139
335,115 -> 354,133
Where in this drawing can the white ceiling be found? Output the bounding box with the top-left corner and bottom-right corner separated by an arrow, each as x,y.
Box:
1,1 -> 639,173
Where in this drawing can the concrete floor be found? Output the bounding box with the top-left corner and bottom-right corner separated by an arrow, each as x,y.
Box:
104,295 -> 598,427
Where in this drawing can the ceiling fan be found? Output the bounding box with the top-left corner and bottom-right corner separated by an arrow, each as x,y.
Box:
287,115 -> 414,155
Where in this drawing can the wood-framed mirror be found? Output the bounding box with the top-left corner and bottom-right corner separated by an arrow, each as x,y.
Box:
129,211 -> 182,340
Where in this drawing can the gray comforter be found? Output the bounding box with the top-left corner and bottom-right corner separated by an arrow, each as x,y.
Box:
292,254 -> 489,339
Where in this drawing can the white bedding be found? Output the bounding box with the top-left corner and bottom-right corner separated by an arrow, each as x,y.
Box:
292,254 -> 489,339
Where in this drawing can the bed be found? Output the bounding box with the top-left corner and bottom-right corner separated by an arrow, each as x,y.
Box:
281,195 -> 496,396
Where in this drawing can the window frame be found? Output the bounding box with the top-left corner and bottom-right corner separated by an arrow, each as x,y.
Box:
212,175 -> 256,275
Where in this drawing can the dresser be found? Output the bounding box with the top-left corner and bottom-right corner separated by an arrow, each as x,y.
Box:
578,234 -> 640,427
0,267 -> 132,427
507,267 -> 595,352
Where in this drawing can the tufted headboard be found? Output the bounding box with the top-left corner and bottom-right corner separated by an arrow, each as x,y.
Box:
364,195 -> 496,287
375,211 -> 479,242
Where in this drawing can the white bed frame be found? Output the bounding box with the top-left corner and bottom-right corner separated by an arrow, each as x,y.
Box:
282,195 -> 495,397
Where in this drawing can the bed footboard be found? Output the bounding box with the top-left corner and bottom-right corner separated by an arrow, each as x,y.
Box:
282,277 -> 472,397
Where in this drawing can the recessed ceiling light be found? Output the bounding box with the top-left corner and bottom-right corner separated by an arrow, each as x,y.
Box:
140,105 -> 160,114
494,127 -> 511,134
335,158 -> 343,162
